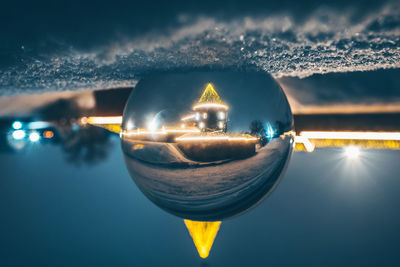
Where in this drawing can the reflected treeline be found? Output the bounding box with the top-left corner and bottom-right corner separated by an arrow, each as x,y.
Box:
58,121 -> 112,166
0,88 -> 132,165
248,119 -> 289,147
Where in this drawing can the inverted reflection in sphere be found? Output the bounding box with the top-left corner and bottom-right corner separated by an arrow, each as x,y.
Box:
121,71 -> 294,221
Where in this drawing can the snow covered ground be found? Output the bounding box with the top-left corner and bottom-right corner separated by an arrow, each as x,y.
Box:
123,136 -> 293,220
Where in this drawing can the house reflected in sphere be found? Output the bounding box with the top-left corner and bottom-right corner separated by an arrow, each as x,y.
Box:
121,70 -> 294,221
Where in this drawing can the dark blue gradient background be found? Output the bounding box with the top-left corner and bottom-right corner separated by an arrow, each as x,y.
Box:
1,135 -> 399,266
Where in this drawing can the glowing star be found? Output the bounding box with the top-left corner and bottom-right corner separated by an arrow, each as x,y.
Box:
184,220 -> 221,259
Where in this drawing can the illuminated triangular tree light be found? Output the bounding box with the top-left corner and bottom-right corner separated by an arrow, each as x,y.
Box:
184,219 -> 221,259
198,83 -> 224,104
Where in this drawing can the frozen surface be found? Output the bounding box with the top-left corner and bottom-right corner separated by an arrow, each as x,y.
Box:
0,1 -> 399,96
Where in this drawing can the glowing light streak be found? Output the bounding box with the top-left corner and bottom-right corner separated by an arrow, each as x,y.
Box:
87,116 -> 122,125
27,121 -> 51,129
123,129 -> 167,136
176,135 -> 257,142
181,114 -> 195,121
193,103 -> 229,111
164,129 -> 200,133
300,131 -> 400,141
122,127 -> 201,137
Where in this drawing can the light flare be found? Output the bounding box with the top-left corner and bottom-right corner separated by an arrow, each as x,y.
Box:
344,146 -> 360,159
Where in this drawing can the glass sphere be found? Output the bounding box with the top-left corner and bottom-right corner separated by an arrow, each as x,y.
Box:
121,70 -> 294,221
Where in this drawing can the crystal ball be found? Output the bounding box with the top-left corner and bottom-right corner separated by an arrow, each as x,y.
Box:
121,70 -> 294,221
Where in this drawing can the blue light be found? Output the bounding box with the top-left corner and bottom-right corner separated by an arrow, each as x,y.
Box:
12,121 -> 23,130
12,130 -> 26,140
265,122 -> 275,139
72,123 -> 80,132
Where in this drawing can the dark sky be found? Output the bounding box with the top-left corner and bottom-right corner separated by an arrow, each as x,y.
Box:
277,68 -> 400,113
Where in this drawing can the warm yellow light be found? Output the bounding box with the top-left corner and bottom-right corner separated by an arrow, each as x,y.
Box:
164,128 -> 200,133
295,131 -> 400,152
300,131 -> 400,141
122,129 -> 167,136
80,117 -> 88,125
193,103 -> 229,111
86,116 -> 123,125
198,83 -> 223,104
122,127 -> 200,136
176,135 -> 257,142
43,131 -> 54,139
132,144 -> 144,150
294,135 -> 315,152
184,220 -> 221,259
181,114 -> 196,121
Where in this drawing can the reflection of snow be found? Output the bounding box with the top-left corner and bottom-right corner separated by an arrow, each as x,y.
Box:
123,139 -> 197,165
123,137 -> 292,220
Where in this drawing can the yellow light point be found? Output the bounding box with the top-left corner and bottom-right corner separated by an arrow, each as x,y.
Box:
184,220 -> 221,259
